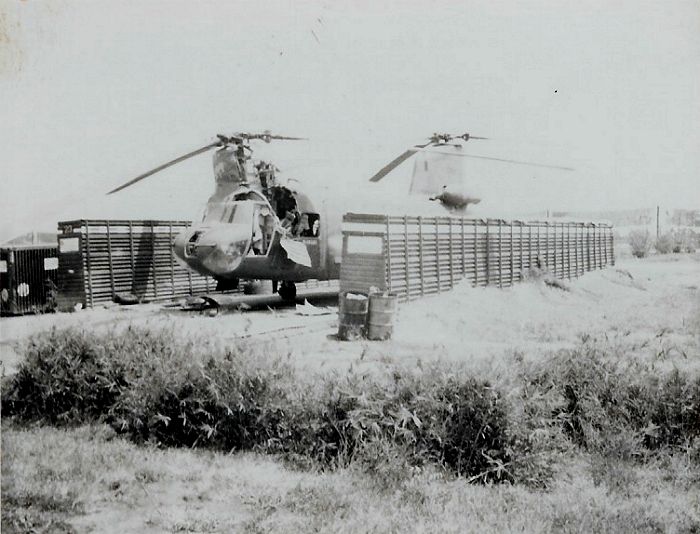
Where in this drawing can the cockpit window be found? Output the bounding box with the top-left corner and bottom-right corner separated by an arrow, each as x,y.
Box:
202,200 -> 258,225
202,202 -> 226,222
230,201 -> 256,224
202,202 -> 244,223
227,206 -> 237,223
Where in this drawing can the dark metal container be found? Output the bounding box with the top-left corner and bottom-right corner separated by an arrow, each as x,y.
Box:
0,245 -> 59,315
367,293 -> 397,341
337,292 -> 369,341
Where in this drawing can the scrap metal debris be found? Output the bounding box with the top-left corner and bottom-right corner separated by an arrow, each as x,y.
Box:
180,296 -> 211,311
295,299 -> 333,316
280,238 -> 312,267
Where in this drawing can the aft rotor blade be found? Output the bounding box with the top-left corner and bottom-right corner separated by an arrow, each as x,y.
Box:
368,142 -> 433,182
429,150 -> 575,171
368,149 -> 418,182
107,141 -> 221,195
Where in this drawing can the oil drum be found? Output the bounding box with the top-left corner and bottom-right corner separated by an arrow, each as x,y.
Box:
337,292 -> 368,341
367,293 -> 397,341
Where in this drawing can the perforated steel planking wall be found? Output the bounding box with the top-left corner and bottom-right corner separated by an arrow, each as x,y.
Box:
340,213 -> 615,301
56,220 -> 218,309
56,219 -> 334,309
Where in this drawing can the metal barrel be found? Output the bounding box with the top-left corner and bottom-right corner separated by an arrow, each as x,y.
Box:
367,293 -> 397,340
337,292 -> 368,341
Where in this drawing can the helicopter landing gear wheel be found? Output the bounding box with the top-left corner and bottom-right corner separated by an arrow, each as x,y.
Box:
215,278 -> 239,292
278,281 -> 297,303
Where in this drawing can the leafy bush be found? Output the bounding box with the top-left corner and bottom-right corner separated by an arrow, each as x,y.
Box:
273,365 -> 515,482
309,367 -> 512,478
671,228 -> 698,253
1,328 -> 518,483
520,341 -> 700,457
108,338 -> 295,450
1,328 -> 124,424
628,230 -> 652,258
654,232 -> 674,254
4,327 -> 698,489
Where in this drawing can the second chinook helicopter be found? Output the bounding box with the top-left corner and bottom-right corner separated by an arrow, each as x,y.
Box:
108,131 -> 571,301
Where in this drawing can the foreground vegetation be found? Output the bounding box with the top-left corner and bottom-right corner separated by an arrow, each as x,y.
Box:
2,321 -> 700,532
3,424 -> 699,533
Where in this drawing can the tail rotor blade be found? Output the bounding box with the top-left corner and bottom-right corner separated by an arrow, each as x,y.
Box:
107,141 -> 221,195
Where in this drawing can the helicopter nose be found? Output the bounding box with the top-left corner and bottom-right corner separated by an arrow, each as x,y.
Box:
196,225 -> 252,274
173,224 -> 252,275
173,228 -> 201,263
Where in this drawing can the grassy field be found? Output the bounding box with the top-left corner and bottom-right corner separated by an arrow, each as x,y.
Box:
3,424 -> 699,533
2,254 -> 699,533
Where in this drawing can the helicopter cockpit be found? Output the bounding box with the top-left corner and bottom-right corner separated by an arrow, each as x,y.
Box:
198,182 -> 320,258
200,189 -> 274,255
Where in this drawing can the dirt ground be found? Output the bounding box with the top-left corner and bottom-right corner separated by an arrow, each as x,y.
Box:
2,254 -> 699,378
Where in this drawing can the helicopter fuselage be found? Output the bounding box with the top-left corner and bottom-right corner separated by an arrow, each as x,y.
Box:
172,193 -> 340,286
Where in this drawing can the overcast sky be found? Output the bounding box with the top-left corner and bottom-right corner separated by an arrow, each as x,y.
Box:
1,0 -> 698,241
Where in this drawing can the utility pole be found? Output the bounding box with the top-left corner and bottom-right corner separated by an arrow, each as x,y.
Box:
656,205 -> 660,238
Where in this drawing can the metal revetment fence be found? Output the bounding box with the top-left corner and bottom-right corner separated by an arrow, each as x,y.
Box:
56,220 -> 218,309
55,219 -> 334,309
340,213 -> 615,301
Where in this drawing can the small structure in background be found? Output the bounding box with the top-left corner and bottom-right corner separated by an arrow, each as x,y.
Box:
0,232 -> 59,315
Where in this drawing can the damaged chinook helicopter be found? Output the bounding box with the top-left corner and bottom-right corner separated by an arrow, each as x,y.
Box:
108,132 -> 331,302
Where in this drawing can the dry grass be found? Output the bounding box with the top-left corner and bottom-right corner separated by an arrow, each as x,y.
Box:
2,425 -> 699,533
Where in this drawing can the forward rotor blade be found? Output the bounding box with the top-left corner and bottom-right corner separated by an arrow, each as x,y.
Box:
107,141 -> 221,195
368,142 -> 434,182
428,150 -> 575,171
266,134 -> 307,141
240,131 -> 307,143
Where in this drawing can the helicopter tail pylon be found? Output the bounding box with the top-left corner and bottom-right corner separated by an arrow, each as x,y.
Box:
368,132 -> 487,183
368,132 -> 573,183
